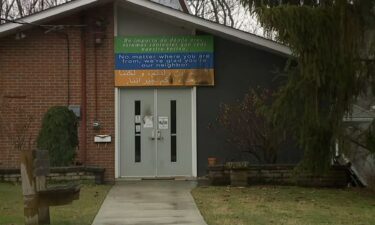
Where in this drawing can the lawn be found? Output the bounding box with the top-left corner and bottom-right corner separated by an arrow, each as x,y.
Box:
192,186 -> 375,225
0,182 -> 111,225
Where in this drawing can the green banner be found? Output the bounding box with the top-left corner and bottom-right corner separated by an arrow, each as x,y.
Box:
115,36 -> 214,53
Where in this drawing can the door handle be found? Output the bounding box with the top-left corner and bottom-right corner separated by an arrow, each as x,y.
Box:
157,130 -> 163,140
150,130 -> 156,140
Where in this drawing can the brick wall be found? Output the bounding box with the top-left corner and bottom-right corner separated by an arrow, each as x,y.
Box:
207,164 -> 349,188
0,166 -> 105,184
0,3 -> 115,182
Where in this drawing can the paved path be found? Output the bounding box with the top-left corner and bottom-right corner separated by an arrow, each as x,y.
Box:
92,180 -> 207,225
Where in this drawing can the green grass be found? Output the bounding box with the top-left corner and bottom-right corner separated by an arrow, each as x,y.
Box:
0,182 -> 111,225
192,186 -> 375,225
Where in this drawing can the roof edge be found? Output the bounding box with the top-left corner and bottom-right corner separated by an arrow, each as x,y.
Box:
0,0 -> 100,38
122,0 -> 291,56
0,0 -> 291,56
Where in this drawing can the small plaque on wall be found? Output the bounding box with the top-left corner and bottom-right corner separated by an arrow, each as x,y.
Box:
135,115 -> 141,123
143,116 -> 153,128
158,116 -> 169,130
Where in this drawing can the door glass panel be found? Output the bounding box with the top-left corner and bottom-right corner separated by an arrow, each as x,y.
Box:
135,100 -> 141,162
171,100 -> 177,162
135,136 -> 141,162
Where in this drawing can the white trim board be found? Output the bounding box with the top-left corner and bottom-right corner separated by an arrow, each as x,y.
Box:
114,2 -> 120,179
117,88 -> 196,178
192,87 -> 197,177
115,87 -> 120,178
0,0 -> 103,37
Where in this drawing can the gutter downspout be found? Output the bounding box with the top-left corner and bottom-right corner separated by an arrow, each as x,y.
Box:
80,15 -> 87,165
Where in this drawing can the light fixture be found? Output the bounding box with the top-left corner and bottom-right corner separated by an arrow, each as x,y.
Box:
93,121 -> 101,130
15,32 -> 26,40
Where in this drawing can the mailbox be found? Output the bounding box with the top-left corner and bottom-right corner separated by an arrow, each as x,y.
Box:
94,135 -> 112,143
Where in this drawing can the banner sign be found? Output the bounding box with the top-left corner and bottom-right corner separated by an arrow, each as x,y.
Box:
115,36 -> 214,87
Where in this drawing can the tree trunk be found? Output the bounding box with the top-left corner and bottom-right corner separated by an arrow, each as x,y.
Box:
15,0 -> 23,17
0,0 -> 3,24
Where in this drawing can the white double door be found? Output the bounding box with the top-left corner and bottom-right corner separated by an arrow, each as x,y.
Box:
120,88 -> 193,177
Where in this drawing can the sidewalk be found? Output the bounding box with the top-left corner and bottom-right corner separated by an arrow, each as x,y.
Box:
92,180 -> 208,225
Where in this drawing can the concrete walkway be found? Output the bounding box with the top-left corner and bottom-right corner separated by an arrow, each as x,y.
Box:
92,181 -> 207,225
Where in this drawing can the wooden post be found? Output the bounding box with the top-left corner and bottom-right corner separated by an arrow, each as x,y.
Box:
20,150 -> 39,225
36,176 -> 50,225
20,149 -> 80,225
34,149 -> 50,225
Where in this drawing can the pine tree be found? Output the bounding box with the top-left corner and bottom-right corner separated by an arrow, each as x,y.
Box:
240,0 -> 375,173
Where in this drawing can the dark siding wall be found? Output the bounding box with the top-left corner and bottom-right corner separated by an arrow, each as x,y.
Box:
196,35 -> 302,176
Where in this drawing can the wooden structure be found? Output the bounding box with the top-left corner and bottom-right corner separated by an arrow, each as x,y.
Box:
20,150 -> 80,225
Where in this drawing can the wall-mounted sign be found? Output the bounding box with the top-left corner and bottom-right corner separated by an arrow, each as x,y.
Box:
158,116 -> 169,130
135,125 -> 141,133
135,115 -> 141,124
115,36 -> 214,87
143,116 -> 153,128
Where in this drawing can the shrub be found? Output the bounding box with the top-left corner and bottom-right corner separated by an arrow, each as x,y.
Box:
215,87 -> 284,163
37,106 -> 78,166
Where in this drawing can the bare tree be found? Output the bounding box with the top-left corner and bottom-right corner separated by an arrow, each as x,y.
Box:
1,0 -> 15,24
0,95 -> 35,153
0,1 -> 2,21
1,0 -> 264,36
186,0 -> 262,35
0,0 -> 72,24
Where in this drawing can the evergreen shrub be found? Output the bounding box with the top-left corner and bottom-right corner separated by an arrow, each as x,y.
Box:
37,106 -> 78,166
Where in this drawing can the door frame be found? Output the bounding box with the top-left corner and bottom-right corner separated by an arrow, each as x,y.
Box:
114,87 -> 197,179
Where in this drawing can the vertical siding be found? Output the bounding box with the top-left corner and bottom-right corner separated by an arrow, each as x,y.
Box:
196,34 -> 302,176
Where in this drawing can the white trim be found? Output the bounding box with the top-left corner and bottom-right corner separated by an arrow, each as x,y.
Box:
117,88 -> 197,179
0,0 -> 100,37
154,89 -> 158,177
343,118 -> 374,122
115,87 -> 120,178
192,87 -> 197,177
114,3 -> 119,179
191,31 -> 197,177
120,0 -> 291,56
114,1 -> 118,36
